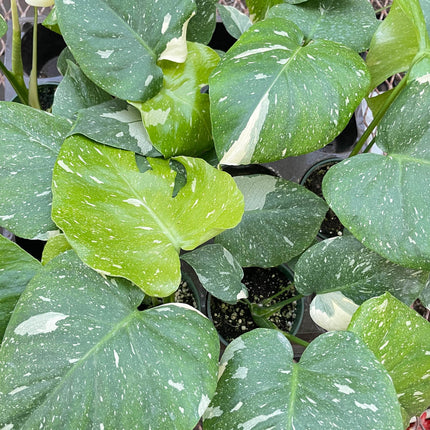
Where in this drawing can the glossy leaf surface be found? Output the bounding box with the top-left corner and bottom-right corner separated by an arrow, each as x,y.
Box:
210,18 -> 370,164
267,0 -> 379,52
215,175 -> 328,267
52,60 -> 111,121
203,329 -> 403,429
246,0 -> 283,22
132,43 -> 219,158
349,293 -> 430,421
295,236 -> 429,304
0,251 -> 219,429
366,0 -> 430,88
41,234 -> 72,265
0,235 -> 41,342
71,98 -> 160,156
323,55 -> 430,270
181,244 -> 247,304
55,0 -> 196,101
0,103 -> 71,239
187,0 -> 218,44
52,136 -> 244,296
217,5 -> 252,39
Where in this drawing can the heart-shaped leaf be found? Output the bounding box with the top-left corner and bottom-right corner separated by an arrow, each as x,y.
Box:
203,329 -> 403,429
71,98 -> 160,156
131,42 -> 219,158
214,175 -> 328,267
0,103 -> 72,239
295,236 -> 429,304
52,60 -> 112,121
187,0 -> 218,44
267,0 -> 379,52
349,293 -> 430,422
246,0 -> 283,22
366,0 -> 430,88
181,244 -> 247,303
0,235 -> 41,342
210,18 -> 370,165
0,251 -> 219,429
323,55 -> 430,270
52,136 -> 244,297
55,0 -> 196,102
41,234 -> 72,265
217,5 -> 252,39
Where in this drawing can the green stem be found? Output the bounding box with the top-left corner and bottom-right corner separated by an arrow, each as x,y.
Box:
28,9 -> 41,109
0,60 -> 28,103
281,331 -> 309,348
261,283 -> 296,305
9,0 -> 28,104
252,294 -> 303,319
374,5 -> 390,14
363,137 -> 376,154
163,292 -> 176,304
349,74 -> 408,157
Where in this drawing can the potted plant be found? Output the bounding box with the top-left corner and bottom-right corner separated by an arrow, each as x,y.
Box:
1,0 -> 429,428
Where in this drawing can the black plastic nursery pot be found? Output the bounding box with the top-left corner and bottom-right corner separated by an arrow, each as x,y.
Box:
207,265 -> 304,347
300,157 -> 345,239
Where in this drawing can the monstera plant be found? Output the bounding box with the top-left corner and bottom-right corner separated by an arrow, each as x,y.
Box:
0,0 -> 429,428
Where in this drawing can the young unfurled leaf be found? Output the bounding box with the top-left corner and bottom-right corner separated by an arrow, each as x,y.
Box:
52,136 -> 244,297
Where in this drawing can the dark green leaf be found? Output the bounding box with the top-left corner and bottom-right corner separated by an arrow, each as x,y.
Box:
217,5 -> 252,39
203,329 -> 403,429
215,175 -> 328,267
0,251 -> 219,429
187,0 -> 218,44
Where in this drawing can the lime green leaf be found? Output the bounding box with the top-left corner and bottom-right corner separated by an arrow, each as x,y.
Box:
181,244 -> 247,304
131,43 -> 219,158
215,175 -> 328,267
71,99 -> 160,156
295,236 -> 429,304
41,234 -> 72,265
0,15 -> 7,38
323,55 -> 430,270
0,236 -> 41,342
52,61 -> 111,121
217,5 -> 252,39
267,0 -> 379,52
349,293 -> 430,421
0,251 -> 219,429
51,136 -> 244,297
210,18 -> 370,164
203,329 -> 403,429
42,6 -> 61,34
187,0 -> 218,44
366,0 -> 430,88
55,0 -> 196,102
0,103 -> 72,239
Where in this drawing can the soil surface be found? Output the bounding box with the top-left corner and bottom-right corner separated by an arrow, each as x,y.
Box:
210,266 -> 299,344
302,160 -> 344,238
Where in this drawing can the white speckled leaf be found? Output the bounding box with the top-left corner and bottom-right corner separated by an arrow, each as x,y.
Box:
246,0 -> 283,22
187,0 -> 218,44
181,244 -> 247,304
210,18 -> 370,165
71,98 -> 160,156
217,5 -> 252,39
295,236 -> 429,304
0,251 -> 219,429
323,55 -> 430,270
131,43 -> 219,158
51,136 -> 244,297
51,60 -> 112,121
55,0 -> 196,102
349,293 -> 430,421
203,329 -> 403,429
366,0 -> 430,88
214,175 -> 328,267
0,235 -> 41,342
267,0 -> 379,52
0,103 -> 72,239
41,234 -> 72,266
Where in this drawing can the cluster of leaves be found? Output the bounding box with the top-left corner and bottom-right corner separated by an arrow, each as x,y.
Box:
0,0 -> 429,428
